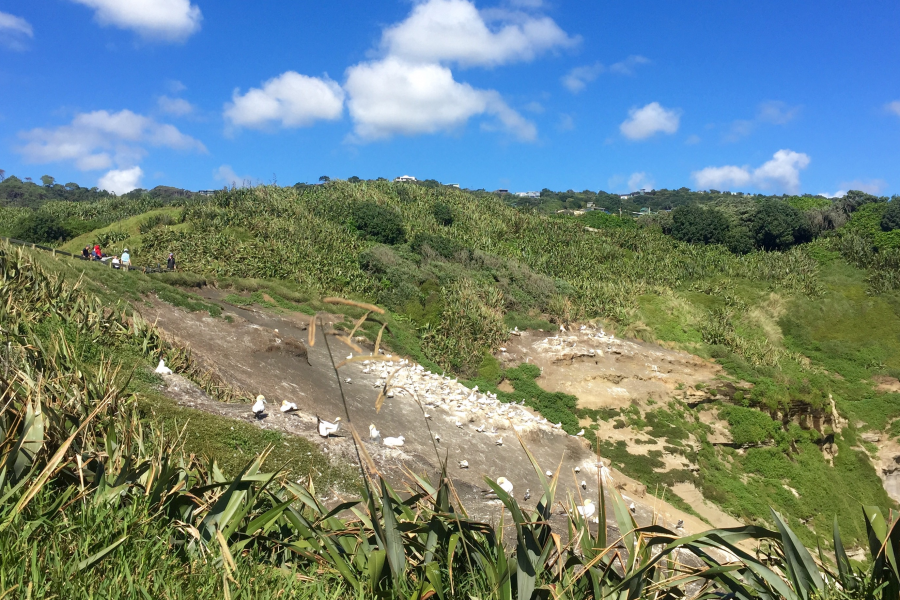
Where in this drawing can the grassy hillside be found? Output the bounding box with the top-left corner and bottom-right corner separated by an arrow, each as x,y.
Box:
11,180 -> 900,547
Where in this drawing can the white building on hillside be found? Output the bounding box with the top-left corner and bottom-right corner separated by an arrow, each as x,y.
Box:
394,175 -> 417,182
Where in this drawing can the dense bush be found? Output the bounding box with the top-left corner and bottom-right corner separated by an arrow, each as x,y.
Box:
351,202 -> 406,245
671,204 -> 730,245
10,211 -> 69,244
882,200 -> 900,231
581,211 -> 636,229
410,232 -> 468,260
719,405 -> 780,446
751,200 -> 812,251
433,202 -> 454,226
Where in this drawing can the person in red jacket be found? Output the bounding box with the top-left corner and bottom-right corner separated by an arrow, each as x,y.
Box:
93,244 -> 102,260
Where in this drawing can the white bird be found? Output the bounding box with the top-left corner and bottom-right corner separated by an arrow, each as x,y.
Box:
346,354 -> 353,360
155,359 -> 173,375
455,421 -> 464,428
629,502 -> 636,514
496,477 -> 514,494
545,470 -> 553,477
344,377 -> 352,384
577,499 -> 596,519
523,489 -> 531,501
576,429 -> 585,437
383,435 -> 405,447
495,437 -> 503,446
676,519 -> 684,529
368,423 -> 380,441
475,425 -> 485,433
317,416 -> 341,437
459,460 -> 469,469
434,433 -> 441,442
252,395 -> 266,416
574,466 -> 581,473
500,347 -> 507,353
280,400 -> 298,412
553,422 -> 562,429
580,480 -> 587,490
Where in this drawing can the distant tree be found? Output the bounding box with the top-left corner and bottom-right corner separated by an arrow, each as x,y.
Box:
348,176 -> 361,184
882,200 -> 900,231
11,212 -> 69,244
24,177 -> 32,182
351,203 -> 406,245
318,175 -> 330,183
670,204 -> 729,245
40,175 -> 55,187
0,169 -> 5,181
751,200 -> 811,251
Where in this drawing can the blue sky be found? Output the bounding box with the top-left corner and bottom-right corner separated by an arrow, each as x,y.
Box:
1,0 -> 898,196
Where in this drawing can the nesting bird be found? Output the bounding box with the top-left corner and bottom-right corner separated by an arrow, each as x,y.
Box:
155,359 -> 173,375
580,480 -> 587,490
495,437 -> 503,446
459,460 -> 469,469
576,429 -> 585,437
251,395 -> 266,417
676,519 -> 684,529
344,377 -> 352,384
629,502 -> 636,514
523,489 -> 531,501
434,433 -> 441,442
545,470 -> 553,477
574,466 -> 581,473
317,416 -> 341,438
280,400 -> 298,413
577,499 -> 596,519
383,435 -> 405,447
368,423 -> 380,441
496,477 -> 514,494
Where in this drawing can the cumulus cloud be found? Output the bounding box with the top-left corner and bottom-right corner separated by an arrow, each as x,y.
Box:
609,55 -> 650,75
157,95 -> 194,116
17,109 -> 205,173
561,55 -> 649,93
628,172 -> 654,191
0,11 -> 34,50
838,179 -> 887,196
692,149 -> 811,193
561,63 -> 604,93
69,0 -> 201,41
345,57 -> 534,141
213,165 -> 252,188
886,101 -> 900,118
620,102 -> 681,140
224,72 -> 345,130
724,100 -> 801,142
98,166 -> 143,194
380,0 -> 577,68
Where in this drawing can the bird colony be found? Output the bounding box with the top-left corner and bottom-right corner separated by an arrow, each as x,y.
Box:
368,358 -> 576,438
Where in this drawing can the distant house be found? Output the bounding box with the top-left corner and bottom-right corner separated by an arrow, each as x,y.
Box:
394,175 -> 417,182
445,183 -> 460,188
196,190 -> 216,196
494,189 -> 510,195
515,191 -> 540,198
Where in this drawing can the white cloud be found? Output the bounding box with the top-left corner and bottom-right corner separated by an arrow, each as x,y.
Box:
69,0 -> 201,41
213,165 -> 252,188
757,100 -> 800,125
557,113 -> 574,131
838,179 -> 887,195
561,63 -> 604,93
224,71 -> 345,130
819,190 -> 846,199
692,149 -> 811,193
628,172 -> 654,191
99,166 -> 143,194
685,134 -> 701,145
620,102 -> 680,140
0,11 -> 34,50
345,56 -> 534,141
609,55 -> 650,75
886,101 -> 900,118
380,0 -> 577,68
157,95 -> 194,116
17,109 -> 205,172
724,100 -> 800,142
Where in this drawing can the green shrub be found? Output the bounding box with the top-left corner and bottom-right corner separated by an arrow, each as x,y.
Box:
581,211 -> 636,229
882,200 -> 900,231
751,200 -> 811,251
10,212 -> 69,244
351,202 -> 406,245
671,204 -> 730,245
719,405 -> 780,446
433,202 -> 454,226
410,232 -> 468,260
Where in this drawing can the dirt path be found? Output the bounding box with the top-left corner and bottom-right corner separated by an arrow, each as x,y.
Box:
139,293 -> 744,541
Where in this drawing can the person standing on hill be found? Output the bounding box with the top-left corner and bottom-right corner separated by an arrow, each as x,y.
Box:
167,252 -> 176,271
121,248 -> 131,269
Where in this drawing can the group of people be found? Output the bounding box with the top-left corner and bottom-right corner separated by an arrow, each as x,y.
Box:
79,244 -> 178,271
